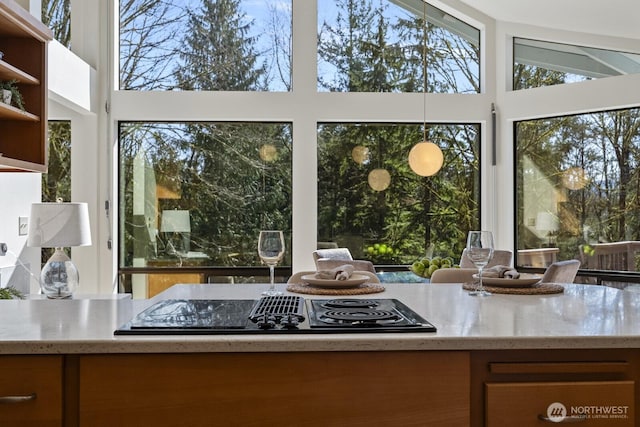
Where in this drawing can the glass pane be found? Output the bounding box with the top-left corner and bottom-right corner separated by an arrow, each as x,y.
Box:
42,0 -> 70,47
514,37 -> 640,90
44,121 -> 71,203
318,0 -> 480,93
317,122 -> 480,265
41,121 -> 72,267
118,122 -> 292,269
119,0 -> 292,91
516,107 -> 640,277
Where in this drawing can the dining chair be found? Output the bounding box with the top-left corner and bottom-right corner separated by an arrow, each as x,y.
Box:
315,258 -> 377,273
312,248 -> 354,263
540,259 -> 581,284
460,249 -> 513,268
429,268 -> 477,284
287,270 -> 380,284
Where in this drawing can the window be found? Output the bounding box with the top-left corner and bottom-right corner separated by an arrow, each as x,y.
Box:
42,0 -> 70,47
514,38 -> 640,90
515,107 -> 640,282
40,121 -> 71,266
118,121 -> 292,271
318,0 -> 480,93
318,122 -> 480,264
119,0 -> 292,91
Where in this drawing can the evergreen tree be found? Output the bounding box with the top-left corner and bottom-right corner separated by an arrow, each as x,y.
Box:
169,0 -> 289,265
174,0 -> 265,91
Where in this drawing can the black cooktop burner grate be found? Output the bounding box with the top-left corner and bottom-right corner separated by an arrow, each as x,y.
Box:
321,309 -> 400,323
307,299 -> 436,332
321,299 -> 379,309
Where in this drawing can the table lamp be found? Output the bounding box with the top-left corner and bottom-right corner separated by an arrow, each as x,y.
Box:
160,209 -> 191,254
27,201 -> 92,299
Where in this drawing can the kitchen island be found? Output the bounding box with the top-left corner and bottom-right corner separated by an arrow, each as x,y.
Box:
1,283 -> 638,426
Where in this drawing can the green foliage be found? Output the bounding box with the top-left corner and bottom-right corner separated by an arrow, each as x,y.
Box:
516,107 -> 640,262
0,286 -> 25,300
0,80 -> 25,111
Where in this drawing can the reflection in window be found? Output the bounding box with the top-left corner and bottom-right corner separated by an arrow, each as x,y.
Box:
318,0 -> 480,93
119,0 -> 292,91
118,122 -> 292,270
514,38 -> 640,90
515,107 -> 640,275
317,122 -> 480,265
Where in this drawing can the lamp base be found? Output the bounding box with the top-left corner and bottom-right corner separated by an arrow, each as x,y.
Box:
40,248 -> 79,299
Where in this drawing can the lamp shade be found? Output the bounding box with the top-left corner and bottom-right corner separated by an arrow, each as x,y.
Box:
408,141 -> 444,176
27,202 -> 92,248
161,210 -> 191,233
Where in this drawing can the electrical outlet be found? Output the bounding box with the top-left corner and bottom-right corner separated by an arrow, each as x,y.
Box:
0,243 -> 7,256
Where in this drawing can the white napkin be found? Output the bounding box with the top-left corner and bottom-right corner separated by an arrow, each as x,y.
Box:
315,264 -> 355,281
482,265 -> 520,279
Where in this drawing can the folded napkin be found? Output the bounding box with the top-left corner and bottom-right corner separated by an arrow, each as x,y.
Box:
315,264 -> 355,281
481,265 -> 520,279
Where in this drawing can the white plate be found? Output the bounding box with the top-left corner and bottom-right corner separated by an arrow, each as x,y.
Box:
301,274 -> 369,288
473,273 -> 541,288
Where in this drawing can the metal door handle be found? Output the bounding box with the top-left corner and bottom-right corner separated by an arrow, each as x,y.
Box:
0,393 -> 37,404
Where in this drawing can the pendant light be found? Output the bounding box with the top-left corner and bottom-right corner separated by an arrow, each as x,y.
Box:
259,143 -> 278,162
351,145 -> 370,165
408,1 -> 443,177
368,168 -> 391,191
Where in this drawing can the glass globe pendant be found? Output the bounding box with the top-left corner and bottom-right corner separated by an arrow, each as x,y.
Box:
368,168 -> 391,191
408,141 -> 444,176
408,2 -> 444,178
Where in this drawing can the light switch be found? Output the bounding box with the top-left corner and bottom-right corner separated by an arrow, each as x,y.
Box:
18,217 -> 28,236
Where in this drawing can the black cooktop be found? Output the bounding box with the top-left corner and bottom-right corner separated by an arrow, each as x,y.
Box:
114,296 -> 436,335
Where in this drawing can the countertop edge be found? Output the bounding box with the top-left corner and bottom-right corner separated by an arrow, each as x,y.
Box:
2,336 -> 639,355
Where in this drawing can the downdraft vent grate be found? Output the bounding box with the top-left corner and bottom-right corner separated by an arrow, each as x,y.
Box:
249,295 -> 305,321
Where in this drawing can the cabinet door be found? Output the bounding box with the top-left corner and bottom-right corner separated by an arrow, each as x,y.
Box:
0,355 -> 63,427
79,351 -> 470,427
486,381 -> 634,426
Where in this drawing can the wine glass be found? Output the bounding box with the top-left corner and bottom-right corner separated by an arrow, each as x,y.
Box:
466,230 -> 494,296
258,230 -> 285,296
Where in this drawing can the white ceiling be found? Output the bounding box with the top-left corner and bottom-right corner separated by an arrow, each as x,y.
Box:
457,0 -> 640,41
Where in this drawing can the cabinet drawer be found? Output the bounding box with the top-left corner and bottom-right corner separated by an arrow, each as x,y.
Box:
486,381 -> 634,426
0,355 -> 63,427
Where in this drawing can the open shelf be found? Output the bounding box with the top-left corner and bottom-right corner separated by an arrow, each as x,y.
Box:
0,0 -> 52,172
0,58 -> 39,84
0,99 -> 39,120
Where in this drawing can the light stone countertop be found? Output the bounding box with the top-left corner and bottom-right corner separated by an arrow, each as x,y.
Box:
0,282 -> 639,354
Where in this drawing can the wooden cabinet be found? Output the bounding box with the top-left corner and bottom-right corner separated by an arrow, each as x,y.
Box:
0,0 -> 52,172
76,351 -> 470,427
472,350 -> 639,427
0,355 -> 63,427
486,381 -> 634,426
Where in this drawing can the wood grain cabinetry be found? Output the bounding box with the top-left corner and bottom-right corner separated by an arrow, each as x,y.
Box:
0,0 -> 52,172
486,380 -> 634,426
0,355 -> 63,427
76,351 -> 470,427
472,349 -> 639,427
